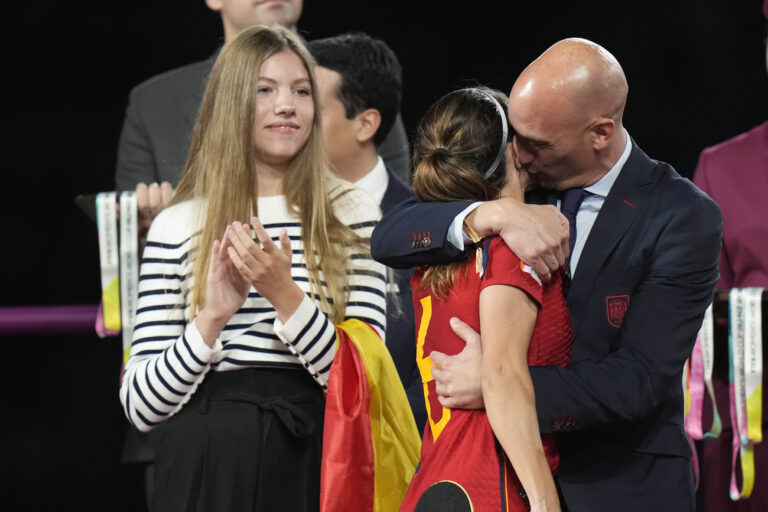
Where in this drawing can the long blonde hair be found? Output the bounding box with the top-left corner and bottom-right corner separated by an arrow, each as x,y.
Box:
172,24 -> 360,322
412,87 -> 510,298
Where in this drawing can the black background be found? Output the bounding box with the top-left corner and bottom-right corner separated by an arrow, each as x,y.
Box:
2,1 -> 766,510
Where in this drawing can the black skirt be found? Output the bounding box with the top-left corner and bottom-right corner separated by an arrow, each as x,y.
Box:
151,367 -> 326,512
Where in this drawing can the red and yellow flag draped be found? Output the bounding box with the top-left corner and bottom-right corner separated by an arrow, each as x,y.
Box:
320,319 -> 421,512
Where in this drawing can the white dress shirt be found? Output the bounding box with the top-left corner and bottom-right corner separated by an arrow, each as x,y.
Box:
354,156 -> 388,206
569,130 -> 632,273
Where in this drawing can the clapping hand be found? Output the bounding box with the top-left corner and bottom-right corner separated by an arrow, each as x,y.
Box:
226,217 -> 306,322
195,229 -> 250,346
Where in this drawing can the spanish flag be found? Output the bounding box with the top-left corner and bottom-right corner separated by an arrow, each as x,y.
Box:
320,319 -> 421,512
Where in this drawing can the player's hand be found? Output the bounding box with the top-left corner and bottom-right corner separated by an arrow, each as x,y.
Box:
431,317 -> 484,409
466,198 -> 568,281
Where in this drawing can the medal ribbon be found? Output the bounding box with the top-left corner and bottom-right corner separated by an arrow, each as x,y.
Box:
95,193 -> 121,335
119,192 -> 139,368
686,304 -> 722,439
685,303 -> 720,489
728,288 -> 763,500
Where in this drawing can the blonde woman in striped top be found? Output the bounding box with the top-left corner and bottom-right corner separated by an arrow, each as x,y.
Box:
119,25 -> 386,512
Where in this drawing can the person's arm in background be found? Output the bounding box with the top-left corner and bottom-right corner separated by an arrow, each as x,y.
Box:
693,151 -> 733,289
115,87 -> 159,192
114,86 -> 175,246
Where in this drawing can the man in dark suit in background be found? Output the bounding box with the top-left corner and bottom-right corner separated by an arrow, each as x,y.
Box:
371,38 -> 722,511
114,0 -> 411,243
308,33 -> 426,432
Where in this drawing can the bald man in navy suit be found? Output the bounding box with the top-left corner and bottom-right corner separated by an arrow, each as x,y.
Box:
371,38 -> 722,511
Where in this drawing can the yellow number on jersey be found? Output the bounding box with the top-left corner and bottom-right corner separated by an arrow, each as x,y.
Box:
416,295 -> 451,441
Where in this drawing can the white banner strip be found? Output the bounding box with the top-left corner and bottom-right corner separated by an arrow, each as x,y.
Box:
96,192 -> 120,332
119,192 -> 138,364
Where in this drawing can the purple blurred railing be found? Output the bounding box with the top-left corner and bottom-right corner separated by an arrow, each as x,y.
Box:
0,305 -> 99,336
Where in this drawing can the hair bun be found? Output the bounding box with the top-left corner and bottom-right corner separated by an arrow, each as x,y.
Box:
432,147 -> 451,159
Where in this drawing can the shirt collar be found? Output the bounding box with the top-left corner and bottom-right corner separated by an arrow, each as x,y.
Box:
354,156 -> 388,205
584,129 -> 632,198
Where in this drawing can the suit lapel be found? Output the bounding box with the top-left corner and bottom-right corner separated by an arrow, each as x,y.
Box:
567,143 -> 657,337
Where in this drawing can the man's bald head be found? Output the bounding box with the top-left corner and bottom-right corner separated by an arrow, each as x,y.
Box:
509,38 -> 629,190
516,38 -> 627,126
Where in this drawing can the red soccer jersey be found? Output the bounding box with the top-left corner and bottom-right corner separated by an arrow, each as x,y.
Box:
400,237 -> 572,512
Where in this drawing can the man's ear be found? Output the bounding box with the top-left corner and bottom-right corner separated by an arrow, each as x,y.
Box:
590,118 -> 615,150
355,109 -> 382,144
205,0 -> 223,12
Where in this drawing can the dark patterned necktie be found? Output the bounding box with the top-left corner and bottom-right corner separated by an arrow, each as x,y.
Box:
561,188 -> 587,270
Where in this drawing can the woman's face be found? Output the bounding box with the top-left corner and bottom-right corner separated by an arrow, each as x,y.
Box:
253,49 -> 314,170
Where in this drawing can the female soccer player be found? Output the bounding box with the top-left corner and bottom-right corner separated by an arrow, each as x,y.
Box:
400,87 -> 572,512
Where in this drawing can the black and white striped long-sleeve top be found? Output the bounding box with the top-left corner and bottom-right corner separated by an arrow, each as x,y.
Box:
119,184 -> 387,432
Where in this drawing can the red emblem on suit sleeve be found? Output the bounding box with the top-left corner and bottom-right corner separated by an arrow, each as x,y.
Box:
606,295 -> 630,328
411,231 -> 432,249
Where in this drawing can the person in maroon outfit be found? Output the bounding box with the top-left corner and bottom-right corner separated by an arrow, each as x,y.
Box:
691,3 -> 768,509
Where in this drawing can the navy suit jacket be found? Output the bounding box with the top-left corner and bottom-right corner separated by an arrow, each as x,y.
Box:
380,168 -> 427,434
371,143 -> 722,511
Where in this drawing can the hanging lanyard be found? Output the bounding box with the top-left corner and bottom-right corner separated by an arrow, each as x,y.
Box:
728,288 -> 763,500
119,192 -> 139,367
686,304 -> 722,440
95,193 -> 121,335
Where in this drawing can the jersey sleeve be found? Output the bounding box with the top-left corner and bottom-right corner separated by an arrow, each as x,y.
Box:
480,237 -> 544,307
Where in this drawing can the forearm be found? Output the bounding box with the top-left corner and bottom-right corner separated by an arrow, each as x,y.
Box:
273,252 -> 389,389
483,366 -> 558,507
274,295 -> 337,389
465,200 -> 507,238
120,321 -> 218,432
121,215 -> 221,431
370,198 -> 471,268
